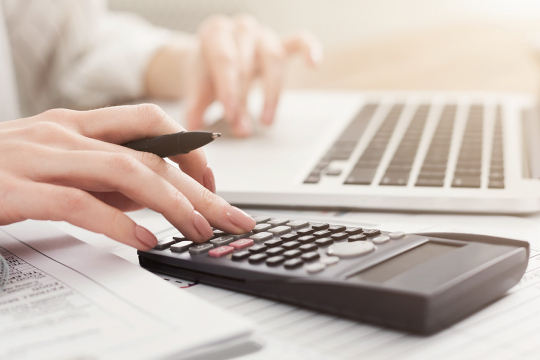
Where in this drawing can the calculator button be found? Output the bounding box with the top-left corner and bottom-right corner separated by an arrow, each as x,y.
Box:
363,229 -> 381,237
327,242 -> 375,258
348,234 -> 367,242
249,244 -> 267,254
249,253 -> 268,263
345,227 -> 363,235
297,228 -> 315,236
331,232 -> 349,241
283,249 -> 302,259
266,256 -> 286,266
315,237 -> 334,247
189,243 -> 214,255
172,235 -> 186,241
299,243 -> 318,253
320,256 -> 339,265
298,235 -> 316,245
253,223 -> 272,233
265,239 -> 283,248
328,225 -> 346,233
282,241 -> 300,250
373,235 -> 390,244
208,246 -> 234,258
253,216 -> 270,224
305,262 -> 326,273
286,220 -> 309,230
284,258 -> 304,269
153,236 -> 177,250
230,238 -> 253,250
389,231 -> 405,239
250,232 -> 273,242
232,250 -> 250,261
170,240 -> 193,253
281,233 -> 299,242
268,226 -> 292,236
311,223 -> 329,231
210,236 -> 235,247
213,229 -> 228,237
313,230 -> 332,239
301,251 -> 320,262
231,232 -> 253,240
268,218 -> 289,227
266,247 -> 285,256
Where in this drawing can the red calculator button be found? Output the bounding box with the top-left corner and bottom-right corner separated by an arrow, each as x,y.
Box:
230,238 -> 254,250
208,246 -> 234,258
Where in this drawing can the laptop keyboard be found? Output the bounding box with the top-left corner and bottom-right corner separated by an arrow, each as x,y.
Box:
305,102 -> 505,189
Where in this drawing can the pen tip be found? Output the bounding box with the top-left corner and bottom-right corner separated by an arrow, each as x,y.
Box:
212,133 -> 221,139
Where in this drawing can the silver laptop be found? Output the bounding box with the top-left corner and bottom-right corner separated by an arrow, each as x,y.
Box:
199,90 -> 540,214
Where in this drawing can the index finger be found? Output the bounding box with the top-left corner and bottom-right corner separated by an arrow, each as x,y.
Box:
41,104 -> 210,187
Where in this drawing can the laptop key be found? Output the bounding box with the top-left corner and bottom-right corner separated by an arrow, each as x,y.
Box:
380,172 -> 409,186
344,168 -> 377,185
416,177 -> 445,187
452,176 -> 481,188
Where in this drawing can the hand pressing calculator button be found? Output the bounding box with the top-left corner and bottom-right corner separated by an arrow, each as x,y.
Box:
139,214 -> 530,334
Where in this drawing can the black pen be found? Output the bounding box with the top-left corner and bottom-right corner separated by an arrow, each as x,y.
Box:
121,131 -> 221,158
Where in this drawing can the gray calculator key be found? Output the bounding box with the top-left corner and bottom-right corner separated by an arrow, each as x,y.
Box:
250,232 -> 273,242
305,262 -> 326,273
283,249 -> 302,259
253,223 -> 272,233
284,258 -> 304,269
213,229 -> 228,237
331,232 -> 349,241
266,256 -> 286,266
282,241 -> 300,250
286,220 -> 309,230
268,226 -> 292,236
311,223 -> 329,231
315,237 -> 333,247
170,240 -> 193,253
249,244 -> 267,254
298,235 -> 316,245
389,231 -> 405,239
266,247 -> 285,256
231,232 -> 253,240
373,235 -> 390,244
153,236 -> 177,250
363,229 -> 381,236
268,218 -> 289,227
301,251 -> 320,262
299,243 -> 318,253
281,233 -> 299,242
210,236 -> 235,247
313,230 -> 332,239
265,239 -> 283,248
249,253 -> 268,264
345,227 -> 363,235
189,243 -> 214,255
253,216 -> 270,224
349,234 -> 367,242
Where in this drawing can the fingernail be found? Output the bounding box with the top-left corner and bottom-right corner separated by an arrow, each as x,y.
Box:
310,47 -> 323,65
227,206 -> 256,232
135,225 -> 157,249
193,210 -> 213,239
262,106 -> 275,125
203,166 -> 216,194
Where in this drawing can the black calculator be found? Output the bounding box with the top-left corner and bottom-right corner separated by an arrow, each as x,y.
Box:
138,216 -> 529,334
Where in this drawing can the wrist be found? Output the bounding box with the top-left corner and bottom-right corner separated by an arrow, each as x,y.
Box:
145,34 -> 199,99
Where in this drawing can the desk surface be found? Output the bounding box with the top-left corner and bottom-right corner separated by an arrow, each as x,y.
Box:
285,22 -> 540,95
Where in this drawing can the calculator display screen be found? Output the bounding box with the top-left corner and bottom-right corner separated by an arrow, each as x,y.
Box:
348,242 -> 460,283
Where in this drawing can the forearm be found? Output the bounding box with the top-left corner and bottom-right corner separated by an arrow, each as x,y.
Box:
145,33 -> 198,100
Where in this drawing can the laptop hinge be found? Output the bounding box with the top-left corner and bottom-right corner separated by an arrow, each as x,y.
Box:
523,105 -> 540,179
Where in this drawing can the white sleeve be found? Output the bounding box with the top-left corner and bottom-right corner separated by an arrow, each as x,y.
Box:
57,9 -> 174,109
4,0 -> 174,115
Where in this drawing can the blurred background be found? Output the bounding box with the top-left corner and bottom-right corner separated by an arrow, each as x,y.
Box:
110,0 -> 540,94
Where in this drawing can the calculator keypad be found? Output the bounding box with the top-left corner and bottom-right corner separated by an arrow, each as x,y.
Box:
152,216 -> 410,274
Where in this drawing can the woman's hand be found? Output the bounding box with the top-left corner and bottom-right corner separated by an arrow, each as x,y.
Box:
0,104 -> 256,250
146,15 -> 322,137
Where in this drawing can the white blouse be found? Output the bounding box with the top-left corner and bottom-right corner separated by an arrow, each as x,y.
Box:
2,0 -> 173,118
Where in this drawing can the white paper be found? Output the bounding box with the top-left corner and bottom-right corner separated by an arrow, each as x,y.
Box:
0,221 -> 253,360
